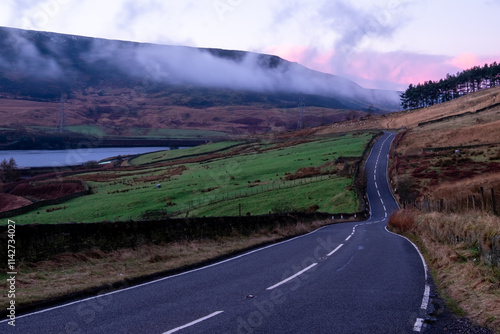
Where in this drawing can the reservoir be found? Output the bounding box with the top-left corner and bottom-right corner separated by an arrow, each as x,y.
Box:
0,147 -> 172,168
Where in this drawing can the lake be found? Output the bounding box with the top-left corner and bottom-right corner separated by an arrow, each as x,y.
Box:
0,147 -> 173,168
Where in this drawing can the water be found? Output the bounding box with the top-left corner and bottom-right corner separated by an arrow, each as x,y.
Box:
0,147 -> 173,168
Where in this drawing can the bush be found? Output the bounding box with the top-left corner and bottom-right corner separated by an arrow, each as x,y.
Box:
388,210 -> 415,233
0,158 -> 19,182
397,177 -> 418,203
271,202 -> 301,214
83,160 -> 100,169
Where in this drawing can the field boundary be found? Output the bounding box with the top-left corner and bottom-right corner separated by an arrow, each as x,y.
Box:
0,211 -> 367,263
0,180 -> 90,219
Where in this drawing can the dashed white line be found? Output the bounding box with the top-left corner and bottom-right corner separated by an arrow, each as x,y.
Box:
163,311 -> 224,334
327,244 -> 344,257
421,285 -> 430,309
413,318 -> 424,332
266,263 -> 318,290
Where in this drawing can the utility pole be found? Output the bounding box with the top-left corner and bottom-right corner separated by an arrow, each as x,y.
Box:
297,96 -> 305,130
56,94 -> 66,133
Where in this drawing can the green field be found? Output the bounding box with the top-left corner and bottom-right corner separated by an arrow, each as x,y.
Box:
7,132 -> 374,225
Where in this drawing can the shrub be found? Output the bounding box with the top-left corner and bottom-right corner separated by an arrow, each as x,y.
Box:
388,210 -> 415,233
397,177 -> 418,203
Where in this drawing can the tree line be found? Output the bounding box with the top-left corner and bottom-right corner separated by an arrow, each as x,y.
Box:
401,62 -> 500,110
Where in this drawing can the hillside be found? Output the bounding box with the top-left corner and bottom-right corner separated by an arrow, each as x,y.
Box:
316,86 -> 500,137
0,27 -> 400,146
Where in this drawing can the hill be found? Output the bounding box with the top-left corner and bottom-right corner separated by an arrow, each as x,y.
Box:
0,27 -> 400,146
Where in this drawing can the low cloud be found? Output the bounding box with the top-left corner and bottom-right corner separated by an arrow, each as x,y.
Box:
0,26 -> 402,110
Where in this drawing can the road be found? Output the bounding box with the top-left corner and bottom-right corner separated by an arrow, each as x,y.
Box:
3,132 -> 430,333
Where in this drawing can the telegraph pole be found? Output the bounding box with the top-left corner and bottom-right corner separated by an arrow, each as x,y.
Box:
56,94 -> 66,133
297,96 -> 305,130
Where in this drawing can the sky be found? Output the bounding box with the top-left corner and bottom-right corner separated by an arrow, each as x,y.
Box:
1,0 -> 499,91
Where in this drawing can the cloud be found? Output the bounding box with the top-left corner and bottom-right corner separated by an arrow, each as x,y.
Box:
265,44 -> 497,90
0,29 -> 64,79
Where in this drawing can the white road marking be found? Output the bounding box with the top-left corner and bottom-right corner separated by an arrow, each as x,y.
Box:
326,244 -> 344,257
327,244 -> 344,257
375,183 -> 378,189
267,263 -> 318,290
421,285 -> 430,309
163,311 -> 224,334
345,234 -> 352,241
4,222 -> 341,322
413,318 -> 424,332
377,190 -> 381,197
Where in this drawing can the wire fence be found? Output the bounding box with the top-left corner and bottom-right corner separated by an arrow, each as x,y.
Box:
403,187 -> 498,216
172,174 -> 336,216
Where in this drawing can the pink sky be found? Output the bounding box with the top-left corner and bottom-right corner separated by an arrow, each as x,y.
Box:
265,45 -> 500,91
2,1 -> 499,92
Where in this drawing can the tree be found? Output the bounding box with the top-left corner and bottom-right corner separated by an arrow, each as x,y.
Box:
0,158 -> 19,182
397,177 -> 418,206
400,61 -> 500,110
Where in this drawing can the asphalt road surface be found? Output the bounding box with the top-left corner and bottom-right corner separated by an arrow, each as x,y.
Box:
3,132 -> 430,333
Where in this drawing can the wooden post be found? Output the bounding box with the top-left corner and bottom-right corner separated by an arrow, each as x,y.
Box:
239,203 -> 242,217
492,189 -> 497,216
472,195 -> 476,210
480,187 -> 485,211
440,199 -> 444,212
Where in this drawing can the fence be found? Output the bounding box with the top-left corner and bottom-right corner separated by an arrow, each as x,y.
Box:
403,187 -> 498,216
173,174 -> 336,216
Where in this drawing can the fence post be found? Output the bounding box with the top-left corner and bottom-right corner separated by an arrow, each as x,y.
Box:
492,189 -> 497,216
480,187 -> 485,211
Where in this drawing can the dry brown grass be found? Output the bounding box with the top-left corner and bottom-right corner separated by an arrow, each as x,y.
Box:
0,193 -> 32,212
0,219 -> 333,307
430,172 -> 500,201
391,210 -> 500,332
0,89 -> 364,136
387,209 -> 415,233
314,86 -> 500,137
397,110 -> 500,155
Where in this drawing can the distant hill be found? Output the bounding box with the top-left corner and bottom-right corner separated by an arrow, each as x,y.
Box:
0,27 -> 401,143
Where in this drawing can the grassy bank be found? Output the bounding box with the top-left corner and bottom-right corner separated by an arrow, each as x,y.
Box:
388,210 -> 500,332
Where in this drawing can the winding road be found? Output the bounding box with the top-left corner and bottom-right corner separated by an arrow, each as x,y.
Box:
3,132 -> 430,333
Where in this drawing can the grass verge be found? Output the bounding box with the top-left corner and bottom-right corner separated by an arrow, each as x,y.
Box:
388,210 -> 500,332
0,218 -> 345,314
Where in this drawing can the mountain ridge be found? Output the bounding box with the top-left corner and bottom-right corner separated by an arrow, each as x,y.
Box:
0,26 -> 399,110
0,27 -> 400,144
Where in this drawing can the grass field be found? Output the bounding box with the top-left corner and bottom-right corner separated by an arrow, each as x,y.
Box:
6,132 -> 373,225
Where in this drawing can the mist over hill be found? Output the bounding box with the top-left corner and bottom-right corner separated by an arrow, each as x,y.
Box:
0,27 -> 400,112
